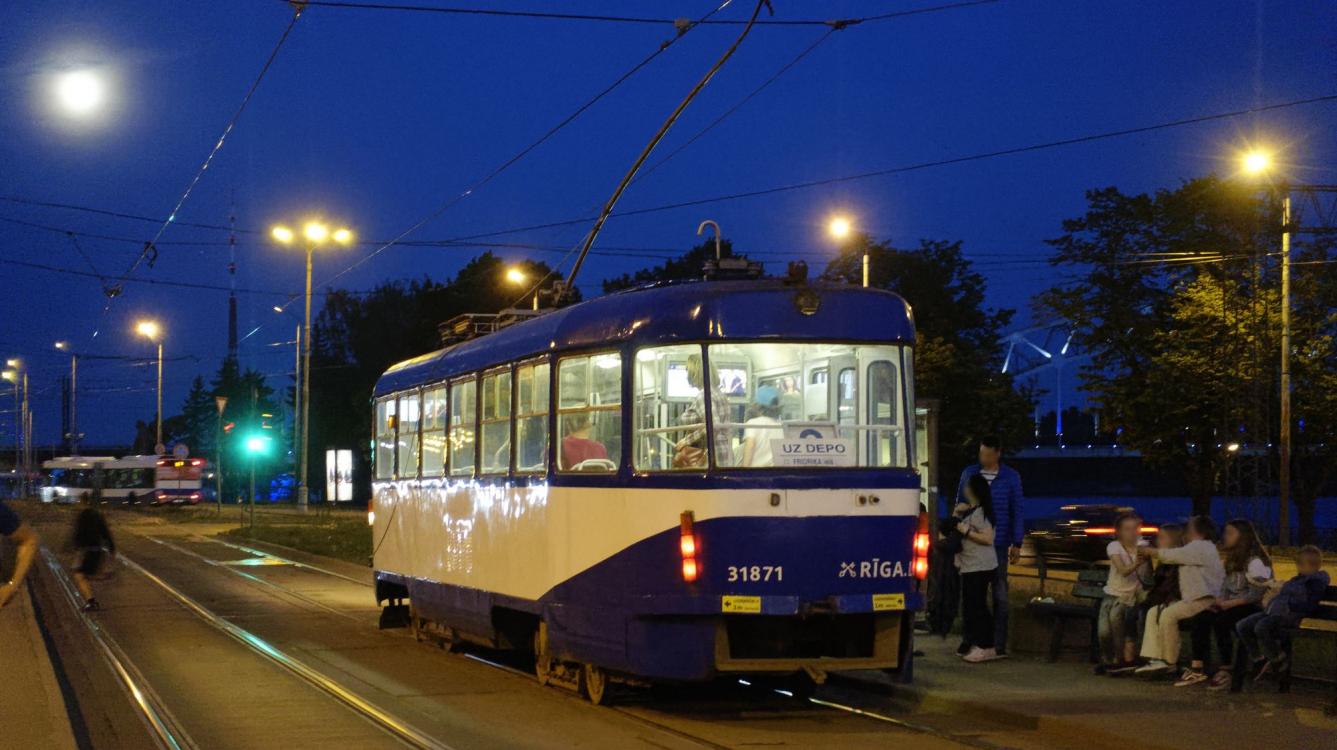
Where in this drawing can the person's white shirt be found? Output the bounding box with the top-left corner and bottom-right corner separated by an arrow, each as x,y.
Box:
742,416 -> 780,466
1104,540 -> 1146,603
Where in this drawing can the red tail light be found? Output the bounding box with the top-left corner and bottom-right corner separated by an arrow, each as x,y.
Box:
680,510 -> 699,582
1082,527 -> 1116,536
913,511 -> 930,581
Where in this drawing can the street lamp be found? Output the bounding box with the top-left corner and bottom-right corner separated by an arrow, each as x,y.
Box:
3,361 -> 30,496
827,214 -> 865,288
135,320 -> 165,453
54,341 -> 81,454
1240,147 -> 1293,545
505,266 -> 539,310
272,219 -> 354,509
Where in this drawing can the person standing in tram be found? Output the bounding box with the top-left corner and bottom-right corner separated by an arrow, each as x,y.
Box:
675,354 -> 734,468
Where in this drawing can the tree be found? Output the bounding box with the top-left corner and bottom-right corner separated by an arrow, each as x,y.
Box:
824,237 -> 1034,472
602,239 -> 744,293
1041,176 -> 1337,537
179,376 -> 216,458
308,253 -> 557,501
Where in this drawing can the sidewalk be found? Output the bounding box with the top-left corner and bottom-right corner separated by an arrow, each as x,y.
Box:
0,586 -> 79,750
838,635 -> 1337,750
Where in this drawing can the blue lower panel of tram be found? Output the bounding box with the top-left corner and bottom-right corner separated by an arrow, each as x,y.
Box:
382,514 -> 921,682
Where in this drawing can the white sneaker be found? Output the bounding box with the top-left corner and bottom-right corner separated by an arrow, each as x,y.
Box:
1134,660 -> 1170,675
963,646 -> 998,663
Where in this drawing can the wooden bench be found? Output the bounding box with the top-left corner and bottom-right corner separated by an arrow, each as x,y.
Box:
1026,567 -> 1107,663
1230,585 -> 1337,712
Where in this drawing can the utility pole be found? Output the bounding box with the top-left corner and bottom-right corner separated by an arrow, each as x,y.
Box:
1278,192 -> 1292,547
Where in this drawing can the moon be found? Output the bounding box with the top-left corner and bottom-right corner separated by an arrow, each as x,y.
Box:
55,70 -> 104,115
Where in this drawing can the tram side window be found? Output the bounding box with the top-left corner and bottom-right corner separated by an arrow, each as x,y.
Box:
480,369 -> 512,474
557,353 -> 621,473
632,344 -> 717,471
375,398 -> 396,480
449,378 -> 477,476
515,361 -> 550,473
421,386 -> 447,477
398,392 -> 421,478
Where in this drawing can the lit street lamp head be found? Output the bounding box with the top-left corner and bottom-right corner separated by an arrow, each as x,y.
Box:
304,222 -> 329,243
55,70 -> 104,116
828,215 -> 853,240
5,358 -> 18,369
1,371 -> 14,382
271,225 -> 295,244
1241,150 -> 1273,175
505,267 -> 527,285
135,320 -> 161,340
332,228 -> 353,245
54,341 -> 68,350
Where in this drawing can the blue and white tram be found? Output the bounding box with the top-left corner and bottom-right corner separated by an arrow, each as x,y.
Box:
371,279 -> 929,702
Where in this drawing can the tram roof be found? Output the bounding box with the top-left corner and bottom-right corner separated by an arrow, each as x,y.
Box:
375,279 -> 914,396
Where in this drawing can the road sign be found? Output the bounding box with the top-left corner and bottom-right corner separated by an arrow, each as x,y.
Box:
173,443 -> 189,459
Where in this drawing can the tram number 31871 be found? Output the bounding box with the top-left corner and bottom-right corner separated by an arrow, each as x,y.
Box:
726,565 -> 783,582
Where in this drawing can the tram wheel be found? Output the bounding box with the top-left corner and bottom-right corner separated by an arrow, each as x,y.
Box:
534,622 -> 554,687
581,663 -> 610,706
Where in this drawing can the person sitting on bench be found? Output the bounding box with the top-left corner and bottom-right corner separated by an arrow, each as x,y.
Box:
1097,512 -> 1150,674
1236,546 -> 1330,681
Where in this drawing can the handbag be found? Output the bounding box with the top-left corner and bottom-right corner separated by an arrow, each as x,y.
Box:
672,445 -> 707,469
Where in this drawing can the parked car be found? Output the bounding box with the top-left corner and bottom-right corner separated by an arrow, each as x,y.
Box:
1025,504 -> 1160,568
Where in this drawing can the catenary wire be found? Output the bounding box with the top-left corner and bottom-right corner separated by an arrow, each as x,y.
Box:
421,92 -> 1337,244
313,0 -> 740,293
292,0 -> 1000,27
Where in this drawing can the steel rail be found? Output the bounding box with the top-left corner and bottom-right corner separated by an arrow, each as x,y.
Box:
117,552 -> 455,750
38,547 -> 199,750
141,535 -> 362,622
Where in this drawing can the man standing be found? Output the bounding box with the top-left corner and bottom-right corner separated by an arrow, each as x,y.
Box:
0,499 -> 40,609
955,435 -> 1024,655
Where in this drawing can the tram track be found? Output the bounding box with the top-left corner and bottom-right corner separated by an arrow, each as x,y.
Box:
113,550 -> 453,750
130,528 -> 996,749
38,546 -> 200,750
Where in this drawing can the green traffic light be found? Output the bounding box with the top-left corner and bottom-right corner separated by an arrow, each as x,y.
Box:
244,434 -> 272,455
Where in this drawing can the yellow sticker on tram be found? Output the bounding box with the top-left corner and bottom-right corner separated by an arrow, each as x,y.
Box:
721,595 -> 762,613
872,593 -> 905,611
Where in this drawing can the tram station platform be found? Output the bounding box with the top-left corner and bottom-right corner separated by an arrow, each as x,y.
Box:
0,585 -> 78,750
835,634 -> 1337,750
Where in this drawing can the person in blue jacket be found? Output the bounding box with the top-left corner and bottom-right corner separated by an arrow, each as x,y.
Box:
955,435 -> 1024,655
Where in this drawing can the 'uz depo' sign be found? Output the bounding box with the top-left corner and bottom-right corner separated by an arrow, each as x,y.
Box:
772,438 -> 856,467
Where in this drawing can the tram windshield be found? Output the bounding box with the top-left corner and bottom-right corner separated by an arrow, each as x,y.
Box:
634,342 -> 909,471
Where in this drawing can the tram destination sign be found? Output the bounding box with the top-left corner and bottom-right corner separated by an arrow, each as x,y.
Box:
771,437 -> 856,468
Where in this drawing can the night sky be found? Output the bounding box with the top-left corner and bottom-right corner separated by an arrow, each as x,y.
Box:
2,0 -> 1334,448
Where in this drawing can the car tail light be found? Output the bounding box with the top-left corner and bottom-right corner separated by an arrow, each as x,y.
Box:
1082,527 -> 1117,536
1140,526 -> 1158,534
680,510 -> 699,582
913,511 -> 930,581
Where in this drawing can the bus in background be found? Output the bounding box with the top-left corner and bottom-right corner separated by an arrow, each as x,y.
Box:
40,455 -> 208,505
153,457 -> 207,505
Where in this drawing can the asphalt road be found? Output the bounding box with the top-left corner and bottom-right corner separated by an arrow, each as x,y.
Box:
25,508 -> 1057,749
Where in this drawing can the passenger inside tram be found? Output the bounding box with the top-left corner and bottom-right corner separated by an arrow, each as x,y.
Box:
559,413 -> 609,471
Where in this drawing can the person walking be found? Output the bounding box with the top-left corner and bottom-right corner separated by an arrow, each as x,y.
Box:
70,502 -> 115,611
955,435 -> 1024,655
0,499 -> 40,610
955,474 -> 1001,663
